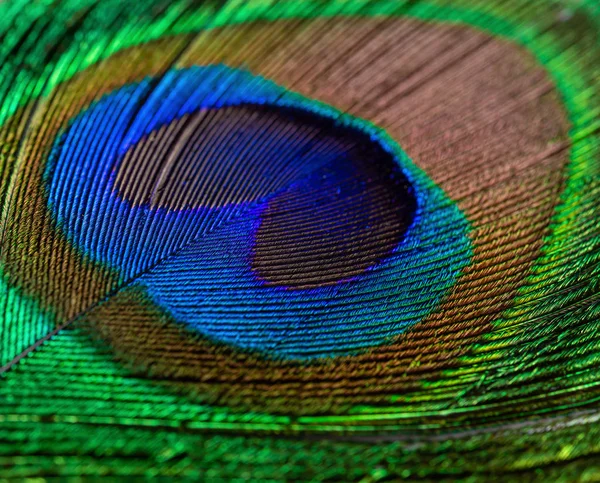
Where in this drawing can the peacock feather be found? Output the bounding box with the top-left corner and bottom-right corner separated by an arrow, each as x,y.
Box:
0,0 -> 599,480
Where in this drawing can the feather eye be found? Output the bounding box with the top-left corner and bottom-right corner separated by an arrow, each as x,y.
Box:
0,1 -> 598,480
43,64 -> 469,360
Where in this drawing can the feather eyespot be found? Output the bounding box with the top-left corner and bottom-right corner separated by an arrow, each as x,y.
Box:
45,65 -> 471,359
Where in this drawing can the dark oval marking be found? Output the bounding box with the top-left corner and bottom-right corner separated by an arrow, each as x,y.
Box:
114,102 -> 417,288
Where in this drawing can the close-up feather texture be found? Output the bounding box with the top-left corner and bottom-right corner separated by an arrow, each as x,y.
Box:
0,0 -> 598,480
